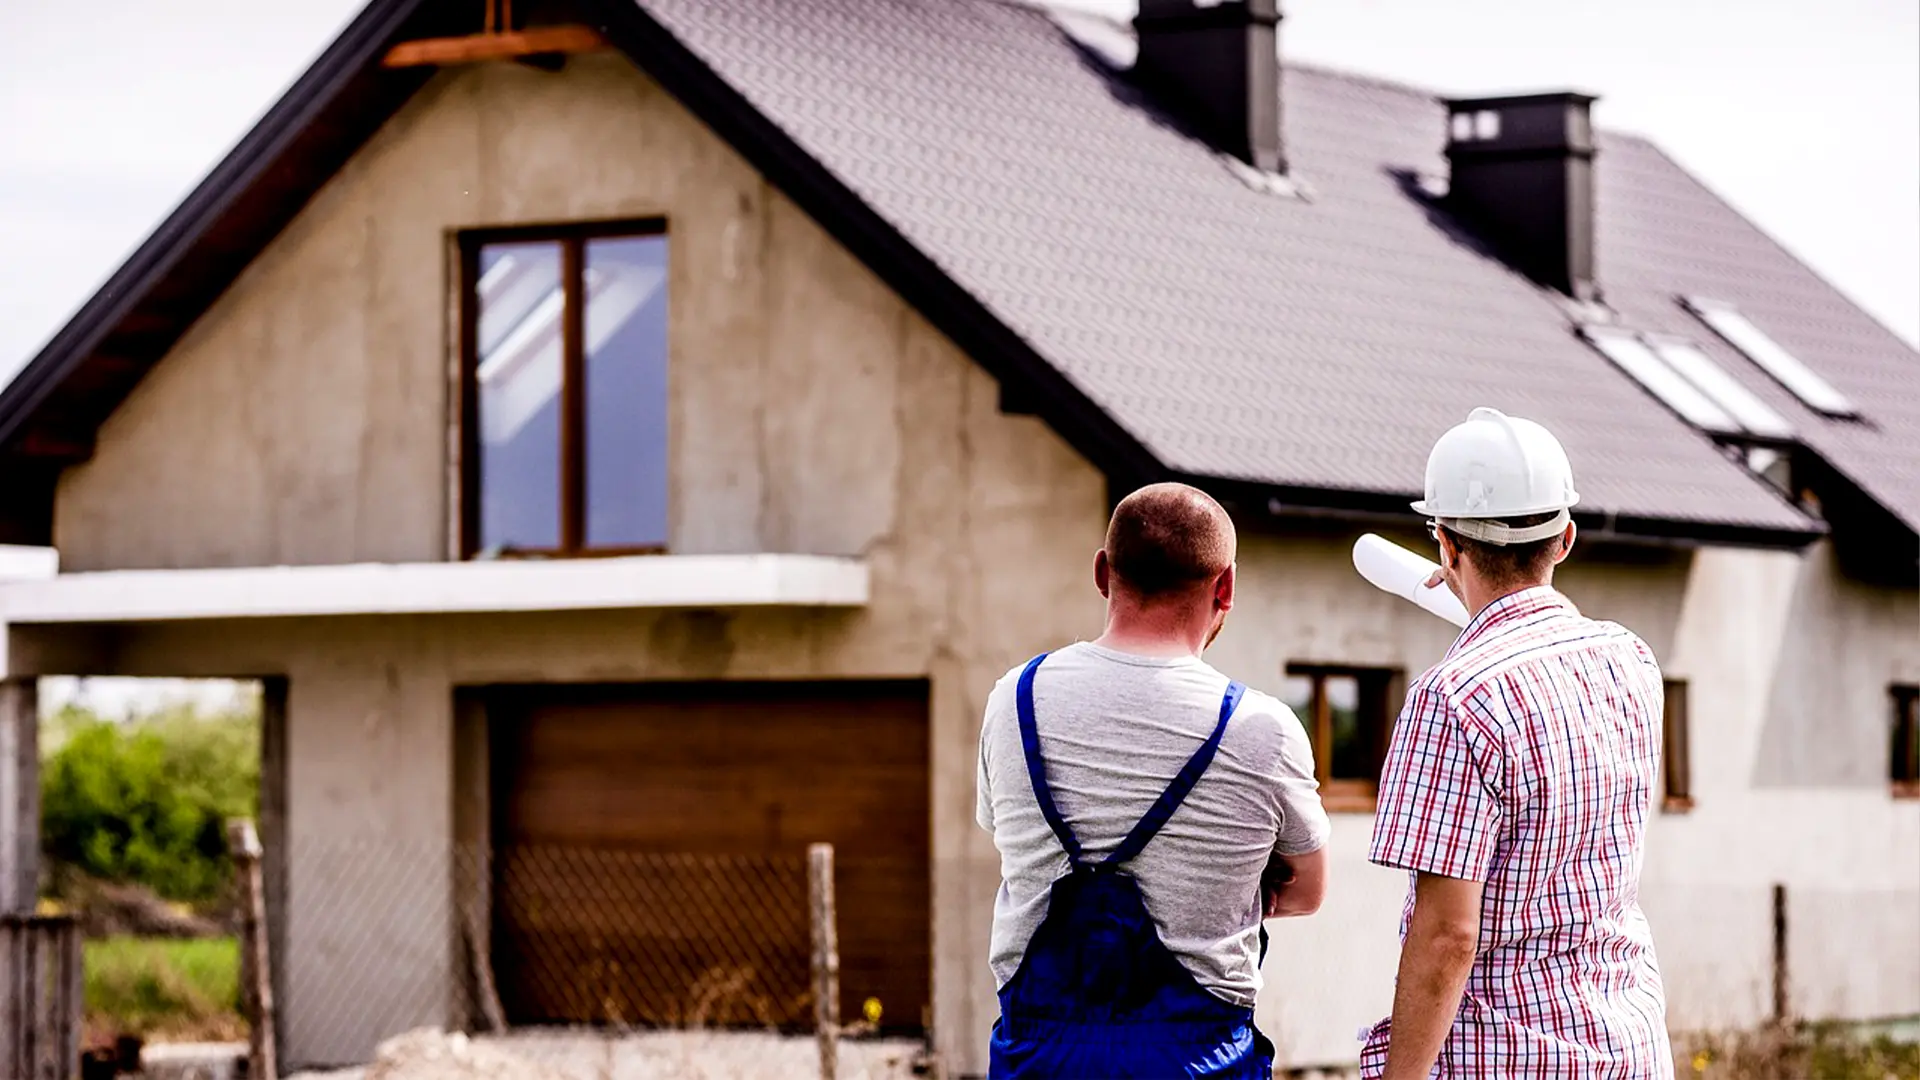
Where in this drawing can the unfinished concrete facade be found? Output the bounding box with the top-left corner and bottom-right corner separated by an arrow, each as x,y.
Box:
2,24 -> 1916,1080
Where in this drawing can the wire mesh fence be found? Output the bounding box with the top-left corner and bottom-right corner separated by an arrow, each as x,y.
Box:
261,837 -> 923,1073
488,846 -> 813,1030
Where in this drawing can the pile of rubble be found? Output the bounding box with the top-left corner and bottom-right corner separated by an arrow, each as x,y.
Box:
360,1030 -> 572,1080
285,1028 -> 927,1080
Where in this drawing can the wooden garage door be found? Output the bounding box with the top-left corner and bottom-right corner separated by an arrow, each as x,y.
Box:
489,681 -> 930,1033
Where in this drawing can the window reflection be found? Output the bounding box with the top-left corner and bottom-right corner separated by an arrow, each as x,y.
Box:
476,242 -> 564,552
584,235 -> 669,549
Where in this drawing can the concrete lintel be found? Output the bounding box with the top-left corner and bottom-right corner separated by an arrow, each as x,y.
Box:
0,554 -> 870,625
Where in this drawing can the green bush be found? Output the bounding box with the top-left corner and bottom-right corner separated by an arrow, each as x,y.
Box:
41,703 -> 259,905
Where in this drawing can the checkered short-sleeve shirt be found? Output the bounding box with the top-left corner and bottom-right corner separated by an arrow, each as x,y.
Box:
1362,587 -> 1671,1079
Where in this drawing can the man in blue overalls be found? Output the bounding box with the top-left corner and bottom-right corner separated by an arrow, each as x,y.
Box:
978,483 -> 1332,1078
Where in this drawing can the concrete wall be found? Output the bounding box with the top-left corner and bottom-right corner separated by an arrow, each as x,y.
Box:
41,55 -> 1108,1070
26,48 -> 1920,1077
1646,543 -> 1920,1031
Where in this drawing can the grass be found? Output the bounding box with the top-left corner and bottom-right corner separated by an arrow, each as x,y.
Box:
1680,1021 -> 1920,1080
83,936 -> 245,1044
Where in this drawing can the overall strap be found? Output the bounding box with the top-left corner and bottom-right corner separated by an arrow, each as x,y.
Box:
1015,653 -> 1086,866
1102,679 -> 1245,868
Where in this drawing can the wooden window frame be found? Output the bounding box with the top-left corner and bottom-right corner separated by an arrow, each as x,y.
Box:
1892,685 -> 1920,801
1284,663 -> 1403,814
458,218 -> 669,560
1661,678 -> 1694,813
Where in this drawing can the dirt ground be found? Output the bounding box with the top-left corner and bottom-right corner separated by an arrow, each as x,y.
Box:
285,1028 -> 929,1080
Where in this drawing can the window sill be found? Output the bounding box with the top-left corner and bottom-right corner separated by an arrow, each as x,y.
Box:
1661,795 -> 1695,815
1892,782 -> 1920,802
471,545 -> 668,561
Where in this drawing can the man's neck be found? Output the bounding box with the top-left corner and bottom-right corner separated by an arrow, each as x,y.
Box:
1091,627 -> 1203,659
1465,577 -> 1554,619
1093,606 -> 1211,659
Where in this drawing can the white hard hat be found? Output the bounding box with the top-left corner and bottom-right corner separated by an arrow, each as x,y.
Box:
1410,407 -> 1579,546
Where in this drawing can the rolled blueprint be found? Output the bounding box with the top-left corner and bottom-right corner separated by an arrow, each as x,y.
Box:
1351,533 -> 1471,628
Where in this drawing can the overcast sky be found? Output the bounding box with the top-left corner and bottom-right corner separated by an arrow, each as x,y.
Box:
0,0 -> 1915,389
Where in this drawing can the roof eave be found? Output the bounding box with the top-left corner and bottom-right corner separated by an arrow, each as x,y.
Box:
1177,474 -> 1825,552
0,0 -> 437,452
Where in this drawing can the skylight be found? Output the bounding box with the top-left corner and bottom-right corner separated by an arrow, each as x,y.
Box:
1580,327 -> 1741,434
1645,338 -> 1794,439
1681,297 -> 1860,418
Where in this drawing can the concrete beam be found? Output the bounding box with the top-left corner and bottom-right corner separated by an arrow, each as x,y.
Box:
0,680 -> 38,914
0,554 -> 871,625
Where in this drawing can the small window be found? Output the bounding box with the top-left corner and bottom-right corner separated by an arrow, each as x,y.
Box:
1681,297 -> 1860,418
1582,327 -> 1741,434
1280,664 -> 1401,812
1661,679 -> 1693,812
1892,685 -> 1920,799
462,222 -> 670,557
1737,443 -> 1796,500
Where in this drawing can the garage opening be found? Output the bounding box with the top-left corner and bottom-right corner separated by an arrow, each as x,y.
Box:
481,680 -> 930,1035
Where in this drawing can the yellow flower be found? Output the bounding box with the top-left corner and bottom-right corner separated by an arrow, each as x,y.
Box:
863,997 -> 883,1025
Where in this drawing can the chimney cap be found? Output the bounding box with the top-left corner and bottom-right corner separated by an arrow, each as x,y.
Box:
1444,90 -> 1598,157
1135,0 -> 1280,29
1441,90 -> 1598,112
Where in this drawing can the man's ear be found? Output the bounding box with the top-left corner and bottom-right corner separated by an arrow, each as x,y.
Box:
1094,548 -> 1112,599
1215,563 -> 1236,611
1554,521 -> 1578,564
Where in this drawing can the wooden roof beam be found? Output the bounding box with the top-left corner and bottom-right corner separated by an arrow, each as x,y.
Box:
10,431 -> 95,464
381,26 -> 609,69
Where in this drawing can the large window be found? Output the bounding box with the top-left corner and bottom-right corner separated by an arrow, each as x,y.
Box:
1662,679 -> 1693,812
461,221 -> 669,557
1279,664 -> 1401,812
1893,685 -> 1920,799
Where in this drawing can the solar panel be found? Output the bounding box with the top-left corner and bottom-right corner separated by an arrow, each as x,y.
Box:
1681,297 -> 1860,418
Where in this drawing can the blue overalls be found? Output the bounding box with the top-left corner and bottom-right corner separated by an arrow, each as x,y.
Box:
989,653 -> 1276,1079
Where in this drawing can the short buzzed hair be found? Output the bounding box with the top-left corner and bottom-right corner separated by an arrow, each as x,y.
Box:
1440,511 -> 1564,588
1105,483 -> 1236,597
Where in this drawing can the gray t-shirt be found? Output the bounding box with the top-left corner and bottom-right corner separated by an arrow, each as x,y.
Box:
976,642 -> 1331,1007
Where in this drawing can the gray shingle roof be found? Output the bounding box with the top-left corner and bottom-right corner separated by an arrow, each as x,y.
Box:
642,0 -> 1919,536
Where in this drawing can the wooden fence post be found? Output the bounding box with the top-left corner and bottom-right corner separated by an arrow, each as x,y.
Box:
1,916 -> 20,1078
228,820 -> 277,1080
1770,882 -> 1790,1027
809,843 -> 839,1080
0,916 -> 82,1080
50,918 -> 81,1080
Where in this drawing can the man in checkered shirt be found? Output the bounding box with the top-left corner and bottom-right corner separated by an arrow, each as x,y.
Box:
1362,408 -> 1670,1079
